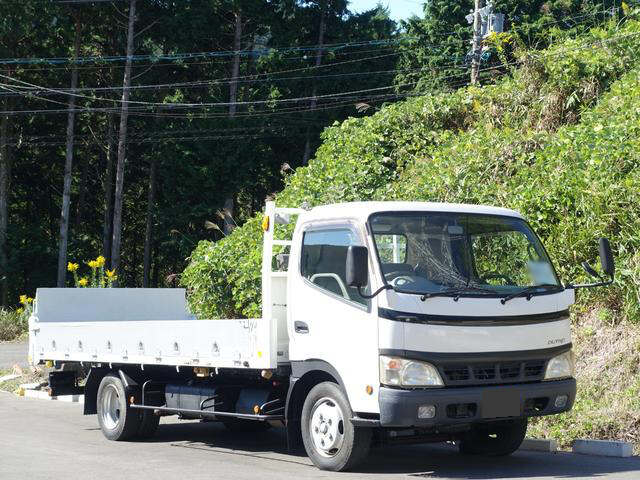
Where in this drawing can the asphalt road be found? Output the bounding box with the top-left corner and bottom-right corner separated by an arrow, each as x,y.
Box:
0,393 -> 638,480
0,341 -> 27,369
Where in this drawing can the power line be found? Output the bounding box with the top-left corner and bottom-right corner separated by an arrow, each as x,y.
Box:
3,26 -> 636,115
0,45 -> 401,74
0,38 -> 412,66
0,67 -> 437,97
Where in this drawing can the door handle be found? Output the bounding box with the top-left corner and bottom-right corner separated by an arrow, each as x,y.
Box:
294,321 -> 309,334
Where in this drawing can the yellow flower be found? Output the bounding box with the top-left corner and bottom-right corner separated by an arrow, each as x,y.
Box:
19,294 -> 28,305
16,307 -> 24,314
95,256 -> 106,267
87,260 -> 99,269
106,269 -> 117,279
26,297 -> 34,304
78,277 -> 89,287
67,262 -> 79,272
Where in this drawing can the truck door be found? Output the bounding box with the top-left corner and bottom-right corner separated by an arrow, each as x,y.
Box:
289,223 -> 379,413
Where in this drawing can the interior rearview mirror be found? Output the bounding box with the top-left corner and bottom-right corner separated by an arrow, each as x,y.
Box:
599,237 -> 614,278
346,245 -> 368,287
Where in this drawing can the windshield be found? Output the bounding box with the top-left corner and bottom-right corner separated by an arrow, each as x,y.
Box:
369,212 -> 560,296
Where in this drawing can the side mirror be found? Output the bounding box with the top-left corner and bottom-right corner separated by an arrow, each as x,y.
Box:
346,245 -> 368,287
568,237 -> 614,289
599,237 -> 615,279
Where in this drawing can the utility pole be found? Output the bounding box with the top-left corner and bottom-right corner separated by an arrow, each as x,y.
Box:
302,1 -> 327,165
470,0 -> 484,85
110,0 -> 137,279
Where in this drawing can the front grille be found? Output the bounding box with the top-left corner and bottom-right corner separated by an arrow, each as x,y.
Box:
524,360 -> 545,377
440,359 -> 548,386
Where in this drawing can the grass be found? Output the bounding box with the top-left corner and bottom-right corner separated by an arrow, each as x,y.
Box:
529,307 -> 640,453
0,309 -> 28,342
0,368 -> 24,393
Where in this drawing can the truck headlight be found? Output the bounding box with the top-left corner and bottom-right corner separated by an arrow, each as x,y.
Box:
544,350 -> 575,380
379,356 -> 444,387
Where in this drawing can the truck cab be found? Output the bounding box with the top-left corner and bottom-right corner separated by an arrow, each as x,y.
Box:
283,202 -> 590,469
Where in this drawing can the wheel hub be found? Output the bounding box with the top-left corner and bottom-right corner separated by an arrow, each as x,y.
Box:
310,397 -> 344,457
100,384 -> 121,430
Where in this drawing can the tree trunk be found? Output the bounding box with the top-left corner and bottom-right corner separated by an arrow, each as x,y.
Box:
102,114 -> 116,264
228,9 -> 242,117
151,244 -> 159,288
224,8 -> 242,235
110,0 -> 137,280
142,157 -> 157,287
75,150 -> 90,226
56,17 -> 81,287
0,94 -> 11,306
223,197 -> 234,235
302,4 -> 326,165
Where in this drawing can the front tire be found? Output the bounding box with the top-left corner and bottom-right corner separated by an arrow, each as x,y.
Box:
96,373 -> 141,441
458,418 -> 528,456
301,382 -> 371,472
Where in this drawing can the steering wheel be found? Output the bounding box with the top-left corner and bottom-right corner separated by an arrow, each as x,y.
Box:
481,273 -> 515,285
391,275 -> 416,288
384,270 -> 409,281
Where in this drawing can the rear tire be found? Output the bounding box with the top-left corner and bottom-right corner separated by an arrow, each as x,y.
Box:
301,382 -> 371,472
458,418 -> 528,456
96,373 -> 141,441
136,411 -> 160,439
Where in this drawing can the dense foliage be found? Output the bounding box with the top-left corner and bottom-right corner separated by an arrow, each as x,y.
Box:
182,18 -> 640,323
0,0 -> 401,306
395,0 -> 623,91
3,0 -> 636,317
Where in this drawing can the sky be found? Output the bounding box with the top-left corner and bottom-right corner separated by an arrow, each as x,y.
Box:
348,0 -> 424,21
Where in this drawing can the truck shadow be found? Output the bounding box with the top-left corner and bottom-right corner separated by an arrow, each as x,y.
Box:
147,422 -> 640,478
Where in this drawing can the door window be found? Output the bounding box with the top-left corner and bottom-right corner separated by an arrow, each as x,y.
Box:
301,228 -> 368,306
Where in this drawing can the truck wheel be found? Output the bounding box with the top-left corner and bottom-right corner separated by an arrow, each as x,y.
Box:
458,418 -> 528,456
136,411 -> 160,439
96,374 -> 141,441
301,382 -> 371,472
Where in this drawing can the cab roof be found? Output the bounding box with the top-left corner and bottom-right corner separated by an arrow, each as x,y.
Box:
300,201 -> 524,223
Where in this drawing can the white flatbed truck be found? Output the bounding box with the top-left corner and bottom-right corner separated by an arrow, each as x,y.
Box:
28,201 -> 614,471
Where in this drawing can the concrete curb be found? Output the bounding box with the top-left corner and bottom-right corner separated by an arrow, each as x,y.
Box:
572,439 -> 633,457
520,438 -> 558,452
22,389 -> 84,404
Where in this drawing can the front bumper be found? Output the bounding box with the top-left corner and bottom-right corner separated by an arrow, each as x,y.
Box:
379,378 -> 576,428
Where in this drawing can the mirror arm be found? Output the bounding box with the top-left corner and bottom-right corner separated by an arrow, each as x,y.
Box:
357,285 -> 393,299
565,276 -> 614,289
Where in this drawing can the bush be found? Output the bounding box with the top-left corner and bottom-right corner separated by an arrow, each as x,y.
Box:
382,66 -> 640,321
181,19 -> 640,320
0,309 -> 28,342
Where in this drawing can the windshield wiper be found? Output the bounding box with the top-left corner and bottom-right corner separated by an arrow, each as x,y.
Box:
500,284 -> 562,304
418,284 -> 495,302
